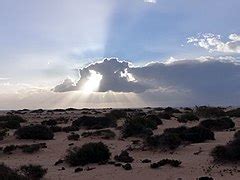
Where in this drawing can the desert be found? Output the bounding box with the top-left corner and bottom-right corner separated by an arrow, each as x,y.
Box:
1,107 -> 240,180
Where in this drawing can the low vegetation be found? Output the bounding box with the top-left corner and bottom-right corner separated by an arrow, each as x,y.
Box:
195,106 -> 225,118
15,125 -> 54,140
0,115 -> 25,129
0,164 -> 27,180
67,133 -> 80,141
211,130 -> 240,162
121,116 -> 157,138
150,159 -> 182,169
0,128 -> 8,140
81,129 -> 116,139
146,126 -> 214,150
65,142 -> 111,166
226,108 -> 240,117
199,117 -> 235,131
72,116 -> 116,129
20,164 -> 47,180
114,150 -> 134,163
177,112 -> 199,123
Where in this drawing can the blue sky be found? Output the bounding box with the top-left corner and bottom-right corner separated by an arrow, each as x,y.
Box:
0,0 -> 240,109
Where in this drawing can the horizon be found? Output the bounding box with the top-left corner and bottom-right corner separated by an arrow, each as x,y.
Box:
0,0 -> 240,109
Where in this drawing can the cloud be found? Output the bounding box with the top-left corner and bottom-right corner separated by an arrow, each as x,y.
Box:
187,33 -> 240,53
53,57 -> 240,106
144,0 -> 157,3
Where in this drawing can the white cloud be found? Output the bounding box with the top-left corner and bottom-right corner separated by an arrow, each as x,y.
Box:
187,33 -> 240,53
144,0 -> 157,3
52,57 -> 240,106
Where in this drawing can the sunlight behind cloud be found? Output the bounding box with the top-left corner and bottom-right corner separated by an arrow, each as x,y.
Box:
80,70 -> 103,93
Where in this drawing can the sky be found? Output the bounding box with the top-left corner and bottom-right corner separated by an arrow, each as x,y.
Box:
0,0 -> 240,109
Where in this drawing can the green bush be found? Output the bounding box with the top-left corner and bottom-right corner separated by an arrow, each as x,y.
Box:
67,133 -> 80,141
146,133 -> 182,150
20,164 -> 47,180
199,117 -> 235,131
15,125 -> 54,140
72,116 -> 116,129
211,132 -> 240,162
146,115 -> 163,125
0,115 -> 25,129
177,113 -> 199,123
114,150 -> 134,163
0,164 -> 27,180
195,106 -> 225,118
0,128 -> 8,140
21,144 -> 41,153
182,126 -> 215,143
106,109 -> 127,120
65,142 -> 111,166
62,125 -> 79,133
164,107 -> 181,114
150,159 -> 182,169
158,112 -> 171,119
146,126 -> 214,149
41,119 -> 57,126
226,108 -> 240,117
81,129 -> 116,139
121,117 -> 156,138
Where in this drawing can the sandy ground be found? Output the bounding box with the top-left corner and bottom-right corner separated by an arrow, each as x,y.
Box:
1,109 -> 240,180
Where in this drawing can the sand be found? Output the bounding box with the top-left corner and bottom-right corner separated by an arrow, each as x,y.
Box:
1,108 -> 240,180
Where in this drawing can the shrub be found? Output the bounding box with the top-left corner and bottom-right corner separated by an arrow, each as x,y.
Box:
121,117 -> 156,138
3,145 -> 17,154
195,106 -> 225,118
177,113 -> 199,123
62,125 -> 79,133
146,115 -> 163,125
114,151 -> 134,163
72,116 -> 116,129
182,126 -> 215,143
199,117 -> 235,131
67,133 -> 80,141
15,125 -> 54,140
0,128 -> 8,140
198,177 -> 214,180
49,125 -> 62,132
211,135 -> 240,162
0,115 -> 25,123
81,129 -> 116,139
164,107 -> 181,114
146,126 -> 214,149
146,133 -> 182,150
0,115 -> 25,129
20,164 -> 47,180
106,109 -> 127,120
0,164 -> 27,180
41,119 -> 57,126
65,142 -> 111,166
158,112 -> 171,120
150,159 -> 182,169
21,144 -> 41,153
226,108 -> 240,117
234,130 -> 240,139
122,163 -> 132,170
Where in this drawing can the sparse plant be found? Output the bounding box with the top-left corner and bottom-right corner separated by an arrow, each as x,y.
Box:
121,116 -> 156,138
15,125 -> 54,140
199,117 -> 235,131
65,142 -> 111,166
81,129 -> 116,139
177,112 -> 199,123
0,164 -> 27,180
20,164 -> 47,180
72,116 -> 116,129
